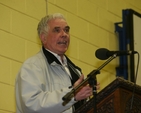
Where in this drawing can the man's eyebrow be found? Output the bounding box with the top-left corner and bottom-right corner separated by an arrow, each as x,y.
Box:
54,27 -> 60,29
65,26 -> 70,29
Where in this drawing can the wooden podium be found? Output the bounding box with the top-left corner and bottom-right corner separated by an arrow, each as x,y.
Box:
74,77 -> 141,113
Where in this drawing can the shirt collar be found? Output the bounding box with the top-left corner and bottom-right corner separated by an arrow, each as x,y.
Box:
45,48 -> 67,65
42,46 -> 67,65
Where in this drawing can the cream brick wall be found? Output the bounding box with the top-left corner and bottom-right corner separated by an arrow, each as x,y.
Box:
0,0 -> 141,112
0,0 -> 46,112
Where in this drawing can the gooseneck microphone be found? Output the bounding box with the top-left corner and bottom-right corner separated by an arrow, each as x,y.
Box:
95,48 -> 137,60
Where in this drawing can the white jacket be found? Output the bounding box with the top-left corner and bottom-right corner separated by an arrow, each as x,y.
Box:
15,47 -> 82,113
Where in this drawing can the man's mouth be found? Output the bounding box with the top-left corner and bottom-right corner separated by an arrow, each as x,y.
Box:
57,41 -> 67,45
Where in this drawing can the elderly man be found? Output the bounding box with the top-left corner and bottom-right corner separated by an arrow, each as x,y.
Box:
15,13 -> 99,113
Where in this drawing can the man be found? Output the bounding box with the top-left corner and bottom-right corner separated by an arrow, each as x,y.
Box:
15,13 -> 99,113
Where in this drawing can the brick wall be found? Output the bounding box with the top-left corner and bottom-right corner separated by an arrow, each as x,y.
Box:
0,0 -> 141,112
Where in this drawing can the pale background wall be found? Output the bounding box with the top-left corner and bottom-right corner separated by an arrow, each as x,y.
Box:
0,0 -> 141,113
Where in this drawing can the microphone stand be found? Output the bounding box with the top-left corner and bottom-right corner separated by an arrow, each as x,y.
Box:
62,54 -> 117,113
88,73 -> 98,113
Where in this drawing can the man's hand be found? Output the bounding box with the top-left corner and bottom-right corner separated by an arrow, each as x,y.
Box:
73,75 -> 100,101
73,75 -> 92,101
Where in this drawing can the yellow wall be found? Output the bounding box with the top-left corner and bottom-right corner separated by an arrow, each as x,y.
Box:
0,0 -> 141,113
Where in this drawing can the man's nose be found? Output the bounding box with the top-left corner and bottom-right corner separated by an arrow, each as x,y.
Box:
61,30 -> 67,37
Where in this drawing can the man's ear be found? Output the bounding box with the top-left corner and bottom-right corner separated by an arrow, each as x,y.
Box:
40,33 -> 46,44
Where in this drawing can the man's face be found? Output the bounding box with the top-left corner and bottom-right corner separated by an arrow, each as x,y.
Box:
42,18 -> 70,55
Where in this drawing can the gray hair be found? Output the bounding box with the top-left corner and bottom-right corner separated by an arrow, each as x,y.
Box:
37,13 -> 66,36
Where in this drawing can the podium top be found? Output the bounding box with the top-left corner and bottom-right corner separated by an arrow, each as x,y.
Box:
97,77 -> 141,102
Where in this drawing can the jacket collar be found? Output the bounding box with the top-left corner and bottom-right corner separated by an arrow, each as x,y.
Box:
42,46 -> 82,72
42,46 -> 62,65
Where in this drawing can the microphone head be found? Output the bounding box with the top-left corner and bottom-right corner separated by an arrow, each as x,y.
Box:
95,48 -> 109,60
95,48 -> 138,60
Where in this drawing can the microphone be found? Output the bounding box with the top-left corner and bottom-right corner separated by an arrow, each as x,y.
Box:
95,48 -> 137,60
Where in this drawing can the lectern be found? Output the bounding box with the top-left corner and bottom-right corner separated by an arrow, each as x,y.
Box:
75,77 -> 141,113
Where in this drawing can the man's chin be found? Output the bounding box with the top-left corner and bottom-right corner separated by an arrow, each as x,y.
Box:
58,49 -> 67,54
